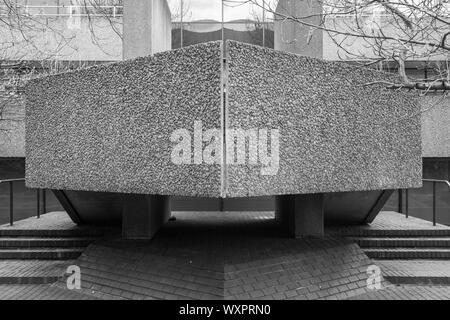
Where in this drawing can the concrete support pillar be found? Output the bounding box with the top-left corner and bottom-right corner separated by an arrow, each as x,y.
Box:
122,194 -> 170,240
275,194 -> 324,238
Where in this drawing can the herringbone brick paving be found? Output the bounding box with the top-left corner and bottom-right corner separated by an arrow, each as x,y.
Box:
349,285 -> 450,300
64,211 -> 381,300
1,211 -> 450,300
0,260 -> 75,284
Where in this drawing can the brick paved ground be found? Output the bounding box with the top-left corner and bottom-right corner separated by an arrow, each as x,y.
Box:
0,212 -> 77,230
328,211 -> 450,235
56,211 -> 381,300
0,260 -> 75,284
0,284 -> 100,300
349,285 -> 450,300
1,211 -> 450,300
0,211 -> 115,237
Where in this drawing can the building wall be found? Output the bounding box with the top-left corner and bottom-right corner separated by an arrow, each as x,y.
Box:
123,0 -> 171,60
275,1 -> 448,62
274,0 -> 323,58
0,17 -> 122,61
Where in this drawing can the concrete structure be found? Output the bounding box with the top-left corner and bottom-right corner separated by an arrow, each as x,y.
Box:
274,0 -> 323,58
25,40 -> 421,238
274,0 -> 449,164
123,0 -> 172,59
0,92 -> 25,157
274,0 -> 450,224
422,95 -> 450,158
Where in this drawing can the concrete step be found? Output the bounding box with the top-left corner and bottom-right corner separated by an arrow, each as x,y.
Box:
341,229 -> 450,237
0,237 -> 96,248
351,237 -> 450,248
374,260 -> 450,286
364,248 -> 450,259
0,229 -> 107,237
0,248 -> 85,260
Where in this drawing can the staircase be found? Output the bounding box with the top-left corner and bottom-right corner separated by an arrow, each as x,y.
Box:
0,227 -> 105,285
348,229 -> 450,259
0,229 -> 101,260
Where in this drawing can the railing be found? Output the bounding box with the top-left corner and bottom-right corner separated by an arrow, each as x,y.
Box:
399,179 -> 450,226
0,178 -> 45,226
0,5 -> 124,18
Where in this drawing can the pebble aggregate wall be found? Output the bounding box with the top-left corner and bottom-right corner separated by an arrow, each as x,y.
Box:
26,41 -> 223,197
225,41 -> 422,197
0,92 -> 25,157
26,40 -> 421,198
421,94 -> 450,158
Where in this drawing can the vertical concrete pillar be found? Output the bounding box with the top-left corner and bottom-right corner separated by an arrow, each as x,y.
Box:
123,0 -> 172,60
275,194 -> 324,238
122,194 -> 170,240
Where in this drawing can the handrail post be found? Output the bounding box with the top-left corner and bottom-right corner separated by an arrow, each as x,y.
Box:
398,189 -> 403,214
37,189 -> 40,219
405,189 -> 409,218
9,181 -> 13,226
42,189 -> 46,216
433,181 -> 436,226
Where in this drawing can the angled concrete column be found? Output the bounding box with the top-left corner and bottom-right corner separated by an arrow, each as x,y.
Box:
276,194 -> 324,238
122,195 -> 170,240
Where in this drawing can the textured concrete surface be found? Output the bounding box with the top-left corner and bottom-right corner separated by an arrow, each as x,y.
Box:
225,41 -> 422,197
26,40 -> 421,200
0,92 -> 25,157
421,94 -> 450,157
26,41 -> 223,197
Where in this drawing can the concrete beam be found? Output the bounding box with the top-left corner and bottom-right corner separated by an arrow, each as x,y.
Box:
276,194 -> 325,238
122,195 -> 170,240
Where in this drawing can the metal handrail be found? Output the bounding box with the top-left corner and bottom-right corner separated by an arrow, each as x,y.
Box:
0,5 -> 124,18
0,178 -> 45,226
400,179 -> 450,226
422,179 -> 450,188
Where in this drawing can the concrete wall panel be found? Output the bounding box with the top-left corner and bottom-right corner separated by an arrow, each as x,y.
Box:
421,95 -> 450,157
26,41 -> 223,197
225,41 -> 422,197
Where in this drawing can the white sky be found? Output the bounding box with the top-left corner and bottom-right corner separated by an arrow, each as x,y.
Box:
167,0 -> 277,22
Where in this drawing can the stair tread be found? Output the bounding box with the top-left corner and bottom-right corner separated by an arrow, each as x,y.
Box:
351,237 -> 450,240
364,248 -> 450,252
0,247 -> 85,252
0,237 -> 97,241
